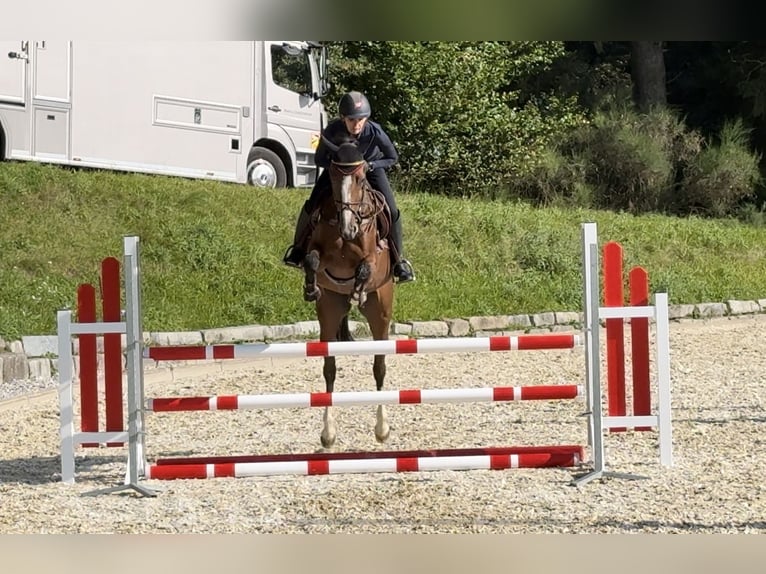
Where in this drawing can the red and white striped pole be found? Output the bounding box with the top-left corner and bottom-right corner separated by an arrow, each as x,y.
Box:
144,333 -> 582,361
147,445 -> 584,480
148,384 -> 583,412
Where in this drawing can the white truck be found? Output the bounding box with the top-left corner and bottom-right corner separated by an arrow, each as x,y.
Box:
0,41 -> 329,188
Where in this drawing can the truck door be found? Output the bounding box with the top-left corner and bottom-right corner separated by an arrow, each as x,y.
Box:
1,41 -> 31,158
264,42 -> 322,185
31,41 -> 71,160
0,41 -> 27,106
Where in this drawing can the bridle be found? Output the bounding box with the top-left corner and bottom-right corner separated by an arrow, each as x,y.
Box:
330,159 -> 383,229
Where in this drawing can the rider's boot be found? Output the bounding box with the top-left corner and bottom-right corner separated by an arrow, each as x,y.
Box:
389,210 -> 415,283
283,203 -> 313,268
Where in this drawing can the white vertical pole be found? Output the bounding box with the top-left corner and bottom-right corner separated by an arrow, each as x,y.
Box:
57,310 -> 76,484
572,223 -> 608,486
123,236 -> 145,483
586,232 -> 606,474
654,292 -> 673,467
580,223 -> 599,456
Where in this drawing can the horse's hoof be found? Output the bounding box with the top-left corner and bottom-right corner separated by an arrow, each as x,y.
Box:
320,434 -> 336,449
375,424 -> 390,443
350,291 -> 366,307
304,287 -> 321,302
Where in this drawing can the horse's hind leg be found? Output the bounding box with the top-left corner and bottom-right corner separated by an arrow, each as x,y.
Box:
318,293 -> 349,449
361,287 -> 394,443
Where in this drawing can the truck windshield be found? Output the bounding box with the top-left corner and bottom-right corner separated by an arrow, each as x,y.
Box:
271,44 -> 312,96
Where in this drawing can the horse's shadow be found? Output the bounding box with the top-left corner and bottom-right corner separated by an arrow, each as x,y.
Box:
674,404 -> 766,425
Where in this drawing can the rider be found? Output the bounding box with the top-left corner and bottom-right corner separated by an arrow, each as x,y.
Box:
282,91 -> 415,284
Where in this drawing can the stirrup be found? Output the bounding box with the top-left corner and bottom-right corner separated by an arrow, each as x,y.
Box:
393,259 -> 415,283
283,245 -> 305,268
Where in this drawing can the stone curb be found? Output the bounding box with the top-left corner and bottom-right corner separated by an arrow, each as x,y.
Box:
2,298 -> 766,385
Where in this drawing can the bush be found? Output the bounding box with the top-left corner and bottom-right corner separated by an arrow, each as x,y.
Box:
508,147 -> 593,208
573,107 -> 704,212
680,119 -> 762,217
518,109 -> 761,219
514,106 -> 704,214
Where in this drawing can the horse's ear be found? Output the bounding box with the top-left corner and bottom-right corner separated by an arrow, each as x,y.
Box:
321,134 -> 340,153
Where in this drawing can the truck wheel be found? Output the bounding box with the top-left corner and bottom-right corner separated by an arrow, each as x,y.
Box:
246,147 -> 287,188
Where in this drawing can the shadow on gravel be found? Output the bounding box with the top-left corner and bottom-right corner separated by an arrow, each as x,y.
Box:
282,517 -> 766,533
691,416 -> 766,424
674,405 -> 766,425
598,519 -> 766,532
676,415 -> 766,425
0,454 -> 124,485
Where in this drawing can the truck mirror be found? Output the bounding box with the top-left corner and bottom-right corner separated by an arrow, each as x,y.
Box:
281,43 -> 303,57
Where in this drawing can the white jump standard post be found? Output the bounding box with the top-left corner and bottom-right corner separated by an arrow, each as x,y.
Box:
571,223 -> 673,487
81,236 -> 158,498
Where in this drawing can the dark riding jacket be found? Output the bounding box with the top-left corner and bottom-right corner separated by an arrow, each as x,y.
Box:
315,119 -> 398,172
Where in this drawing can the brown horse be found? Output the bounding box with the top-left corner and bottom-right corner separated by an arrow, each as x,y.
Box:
302,137 -> 395,449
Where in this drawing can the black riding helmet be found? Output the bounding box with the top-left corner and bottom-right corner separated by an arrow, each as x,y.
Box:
338,91 -> 371,119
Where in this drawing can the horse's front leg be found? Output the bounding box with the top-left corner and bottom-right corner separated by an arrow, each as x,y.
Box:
352,259 -> 372,307
303,249 -> 322,302
318,294 -> 348,449
373,353 -> 390,443
320,355 -> 337,448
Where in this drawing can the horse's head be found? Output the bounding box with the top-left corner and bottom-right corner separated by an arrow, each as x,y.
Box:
323,135 -> 376,241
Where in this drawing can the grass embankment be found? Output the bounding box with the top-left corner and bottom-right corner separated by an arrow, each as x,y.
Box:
2,161 -> 766,339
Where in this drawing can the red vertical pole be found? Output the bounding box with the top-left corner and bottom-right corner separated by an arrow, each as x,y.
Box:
629,267 -> 652,431
101,256 -> 125,445
77,284 -> 99,446
603,242 -> 626,432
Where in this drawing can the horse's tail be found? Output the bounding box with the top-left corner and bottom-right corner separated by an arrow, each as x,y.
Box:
336,314 -> 353,341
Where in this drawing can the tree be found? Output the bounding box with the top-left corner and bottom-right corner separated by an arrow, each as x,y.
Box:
631,41 -> 667,111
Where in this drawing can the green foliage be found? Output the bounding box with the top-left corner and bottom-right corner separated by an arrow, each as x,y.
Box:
4,164 -> 766,339
527,42 -> 634,113
509,107 -> 695,212
567,106 -> 704,212
507,147 -> 592,208
326,41 -> 587,196
681,119 -> 762,217
509,107 -> 763,219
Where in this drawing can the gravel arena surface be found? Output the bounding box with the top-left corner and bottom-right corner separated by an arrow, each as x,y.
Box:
1,315 -> 765,534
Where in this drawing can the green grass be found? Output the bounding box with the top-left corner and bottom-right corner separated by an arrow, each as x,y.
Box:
2,161 -> 766,339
